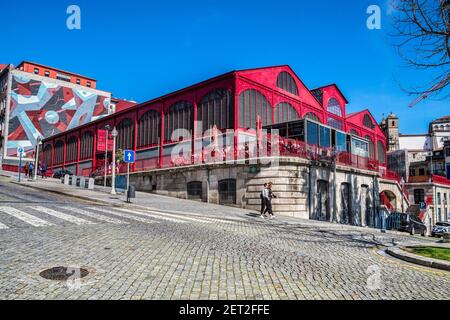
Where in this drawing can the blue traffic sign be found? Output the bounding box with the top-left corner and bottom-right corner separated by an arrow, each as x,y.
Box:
124,150 -> 135,163
419,202 -> 427,210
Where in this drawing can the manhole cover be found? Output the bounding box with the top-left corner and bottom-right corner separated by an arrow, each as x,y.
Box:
39,267 -> 89,281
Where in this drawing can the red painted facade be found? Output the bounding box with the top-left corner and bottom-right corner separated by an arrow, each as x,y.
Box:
40,65 -> 387,176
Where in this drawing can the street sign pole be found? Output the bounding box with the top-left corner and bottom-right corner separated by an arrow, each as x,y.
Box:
18,152 -> 22,183
127,162 -> 130,193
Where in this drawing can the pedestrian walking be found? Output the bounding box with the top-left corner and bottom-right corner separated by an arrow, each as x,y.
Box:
24,161 -> 29,177
260,183 -> 269,217
28,162 -> 34,178
41,162 -> 47,179
264,182 -> 277,219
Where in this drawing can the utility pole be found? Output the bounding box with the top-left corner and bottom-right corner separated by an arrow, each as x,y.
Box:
33,137 -> 42,181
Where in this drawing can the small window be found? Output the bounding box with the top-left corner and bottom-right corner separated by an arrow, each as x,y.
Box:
44,70 -> 50,77
76,79 -> 81,85
34,68 -> 39,74
86,81 -> 91,87
187,181 -> 202,200
218,179 -> 236,204
414,189 -> 425,204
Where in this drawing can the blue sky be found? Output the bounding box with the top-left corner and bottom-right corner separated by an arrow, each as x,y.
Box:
1,0 -> 448,134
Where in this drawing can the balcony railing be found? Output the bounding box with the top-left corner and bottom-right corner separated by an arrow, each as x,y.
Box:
407,174 -> 450,186
85,135 -> 385,176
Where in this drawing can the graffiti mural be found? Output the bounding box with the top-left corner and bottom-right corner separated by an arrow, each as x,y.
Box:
7,74 -> 110,157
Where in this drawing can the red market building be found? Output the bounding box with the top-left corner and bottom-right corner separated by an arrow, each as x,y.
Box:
40,65 -> 389,178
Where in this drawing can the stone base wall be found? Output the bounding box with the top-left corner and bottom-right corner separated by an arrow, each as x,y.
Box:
98,157 -> 410,226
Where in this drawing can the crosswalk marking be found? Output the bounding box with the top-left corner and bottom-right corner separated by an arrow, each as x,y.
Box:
88,207 -> 158,225
62,207 -> 127,225
0,207 -> 54,227
114,208 -> 189,224
31,206 -> 95,226
144,210 -> 215,224
0,221 -> 8,229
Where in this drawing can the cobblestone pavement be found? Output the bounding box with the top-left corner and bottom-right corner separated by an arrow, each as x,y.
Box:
0,178 -> 448,300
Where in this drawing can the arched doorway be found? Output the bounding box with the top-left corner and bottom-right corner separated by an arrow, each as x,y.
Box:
380,190 -> 397,211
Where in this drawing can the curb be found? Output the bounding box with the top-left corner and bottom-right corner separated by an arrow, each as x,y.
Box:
386,246 -> 450,272
10,181 -> 127,208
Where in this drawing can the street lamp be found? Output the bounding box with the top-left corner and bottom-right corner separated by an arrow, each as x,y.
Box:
110,127 -> 118,195
103,125 -> 112,187
33,137 -> 42,181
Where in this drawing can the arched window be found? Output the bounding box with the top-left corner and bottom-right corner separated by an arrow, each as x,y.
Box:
349,129 -> 359,136
164,101 -> 193,142
365,135 -> 375,159
218,179 -> 236,204
65,136 -> 78,163
238,89 -> 272,129
54,140 -> 64,165
273,102 -> 299,123
276,71 -> 299,95
80,131 -> 94,159
363,114 -> 375,129
304,112 -> 320,122
377,140 -> 386,164
138,110 -> 161,148
43,144 -> 52,166
197,89 -> 234,133
327,98 -> 342,116
117,118 -> 134,150
187,181 -> 202,200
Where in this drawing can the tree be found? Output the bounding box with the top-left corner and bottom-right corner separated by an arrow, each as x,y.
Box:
391,0 -> 450,103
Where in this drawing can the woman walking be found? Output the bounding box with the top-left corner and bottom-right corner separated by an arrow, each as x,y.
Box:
265,182 -> 277,219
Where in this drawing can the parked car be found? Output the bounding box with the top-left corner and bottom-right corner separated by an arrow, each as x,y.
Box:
431,222 -> 450,237
52,169 -> 73,179
398,213 -> 427,236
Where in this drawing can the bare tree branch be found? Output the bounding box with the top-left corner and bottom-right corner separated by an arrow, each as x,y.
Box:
391,0 -> 450,103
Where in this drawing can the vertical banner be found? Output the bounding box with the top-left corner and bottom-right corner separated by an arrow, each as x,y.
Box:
97,130 -> 113,152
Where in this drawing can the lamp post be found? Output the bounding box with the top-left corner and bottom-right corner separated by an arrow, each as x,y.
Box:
33,137 -> 42,181
110,127 -> 118,195
103,125 -> 112,187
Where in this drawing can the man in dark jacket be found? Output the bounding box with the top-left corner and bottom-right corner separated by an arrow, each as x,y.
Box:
260,183 -> 268,217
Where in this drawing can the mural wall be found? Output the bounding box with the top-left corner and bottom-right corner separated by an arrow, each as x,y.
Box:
7,74 -> 110,158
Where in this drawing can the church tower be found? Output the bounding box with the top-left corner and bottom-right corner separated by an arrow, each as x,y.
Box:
380,112 -> 400,151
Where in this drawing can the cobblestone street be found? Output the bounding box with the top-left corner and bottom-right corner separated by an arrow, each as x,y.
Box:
0,177 -> 448,300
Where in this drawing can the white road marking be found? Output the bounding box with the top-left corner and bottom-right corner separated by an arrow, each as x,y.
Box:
88,207 -> 158,225
114,208 -> 189,224
31,206 -> 95,226
144,210 -> 215,224
0,221 -> 8,229
0,206 -> 54,227
62,207 -> 127,225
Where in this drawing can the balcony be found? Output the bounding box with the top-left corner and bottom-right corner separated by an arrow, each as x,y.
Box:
408,174 -> 450,186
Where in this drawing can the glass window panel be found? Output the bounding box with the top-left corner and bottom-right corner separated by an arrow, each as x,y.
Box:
306,121 -> 319,145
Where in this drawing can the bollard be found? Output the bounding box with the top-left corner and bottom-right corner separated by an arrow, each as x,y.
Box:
127,185 -> 136,203
88,178 -> 95,190
71,176 -> 78,187
64,174 -> 70,185
79,176 -> 86,188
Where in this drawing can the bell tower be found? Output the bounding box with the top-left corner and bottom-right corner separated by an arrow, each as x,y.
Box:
380,112 -> 399,151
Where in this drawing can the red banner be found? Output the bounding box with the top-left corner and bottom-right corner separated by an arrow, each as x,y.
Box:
97,130 -> 113,152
